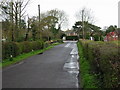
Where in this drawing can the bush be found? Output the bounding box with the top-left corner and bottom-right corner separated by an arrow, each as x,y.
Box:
20,41 -> 32,53
2,42 -> 20,60
98,43 -> 119,87
2,40 -> 44,60
77,42 -> 98,88
66,36 -> 78,40
2,39 -> 61,60
31,40 -> 44,50
93,35 -> 99,41
44,41 -> 51,48
79,40 -> 120,88
57,39 -> 63,43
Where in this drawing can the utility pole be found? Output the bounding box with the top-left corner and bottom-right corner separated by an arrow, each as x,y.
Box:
38,4 -> 41,39
82,9 -> 85,40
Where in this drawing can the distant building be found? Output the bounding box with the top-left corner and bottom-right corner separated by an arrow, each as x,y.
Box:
104,28 -> 120,41
65,30 -> 78,36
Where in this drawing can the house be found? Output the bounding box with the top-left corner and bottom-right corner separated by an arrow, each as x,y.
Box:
65,30 -> 78,36
104,28 -> 120,41
63,30 -> 78,41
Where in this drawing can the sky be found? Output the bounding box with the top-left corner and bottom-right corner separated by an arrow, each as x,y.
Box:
1,0 -> 120,30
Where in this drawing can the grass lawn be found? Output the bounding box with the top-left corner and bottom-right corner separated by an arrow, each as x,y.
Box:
1,43 -> 61,68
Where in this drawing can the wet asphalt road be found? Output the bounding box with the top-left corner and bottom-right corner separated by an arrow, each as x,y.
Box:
3,41 -> 79,88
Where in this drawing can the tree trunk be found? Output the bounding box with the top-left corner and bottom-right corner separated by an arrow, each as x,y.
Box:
15,2 -> 19,41
24,16 -> 30,41
11,2 -> 14,41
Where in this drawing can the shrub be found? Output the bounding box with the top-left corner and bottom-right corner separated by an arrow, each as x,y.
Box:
77,42 -> 98,88
79,40 -> 120,88
2,42 -> 20,60
57,39 -> 63,43
31,40 -> 44,50
66,36 -> 78,40
2,40 -> 44,60
20,41 -> 32,53
44,41 -> 51,48
93,35 -> 99,41
98,43 -> 119,87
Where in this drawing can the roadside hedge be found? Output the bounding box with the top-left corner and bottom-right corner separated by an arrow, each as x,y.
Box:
2,40 -> 44,60
44,39 -> 63,48
66,36 -> 78,40
80,40 -> 120,88
2,39 -> 63,60
2,42 -> 19,60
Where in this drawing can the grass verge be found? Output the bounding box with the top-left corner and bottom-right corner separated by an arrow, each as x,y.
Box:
77,41 -> 98,88
1,42 -> 61,68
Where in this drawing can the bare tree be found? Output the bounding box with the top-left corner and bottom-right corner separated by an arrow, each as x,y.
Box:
47,9 -> 68,30
0,0 -> 30,41
76,7 -> 95,24
76,7 -> 95,39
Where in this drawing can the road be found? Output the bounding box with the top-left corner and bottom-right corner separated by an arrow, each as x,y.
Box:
3,41 -> 79,88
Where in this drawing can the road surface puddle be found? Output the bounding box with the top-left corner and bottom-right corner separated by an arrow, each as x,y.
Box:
63,43 -> 79,88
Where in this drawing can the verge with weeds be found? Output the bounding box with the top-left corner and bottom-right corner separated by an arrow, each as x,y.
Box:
78,40 -> 120,88
1,42 -> 61,68
77,42 -> 99,88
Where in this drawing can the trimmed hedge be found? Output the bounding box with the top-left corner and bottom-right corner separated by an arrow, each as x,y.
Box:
80,40 -> 120,88
66,36 -> 78,40
2,42 -> 20,60
77,42 -> 98,88
2,39 -> 62,60
44,39 -> 63,48
2,40 -> 44,60
57,39 -> 63,43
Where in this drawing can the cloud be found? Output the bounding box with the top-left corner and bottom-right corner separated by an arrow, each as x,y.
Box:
26,0 -> 119,30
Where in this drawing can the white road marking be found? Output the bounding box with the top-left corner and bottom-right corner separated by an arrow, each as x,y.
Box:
64,42 -> 79,72
65,43 -> 71,47
72,55 -> 74,58
70,49 -> 78,55
63,41 -> 77,43
63,41 -> 79,88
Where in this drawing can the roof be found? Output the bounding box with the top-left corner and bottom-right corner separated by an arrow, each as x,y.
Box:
115,28 -> 120,35
65,30 -> 76,34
